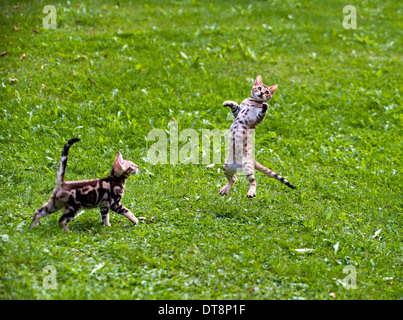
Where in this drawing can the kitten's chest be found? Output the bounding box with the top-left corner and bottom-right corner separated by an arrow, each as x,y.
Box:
235,105 -> 261,126
111,185 -> 125,199
106,180 -> 125,201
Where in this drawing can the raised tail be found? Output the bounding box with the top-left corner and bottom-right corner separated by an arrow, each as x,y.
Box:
55,138 -> 80,187
255,161 -> 296,189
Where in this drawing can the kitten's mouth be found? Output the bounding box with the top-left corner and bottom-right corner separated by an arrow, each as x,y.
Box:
126,166 -> 139,175
254,93 -> 265,102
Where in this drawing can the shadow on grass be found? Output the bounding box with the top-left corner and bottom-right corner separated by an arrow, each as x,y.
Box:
211,204 -> 254,221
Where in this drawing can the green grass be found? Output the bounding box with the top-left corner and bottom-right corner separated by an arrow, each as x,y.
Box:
0,0 -> 402,299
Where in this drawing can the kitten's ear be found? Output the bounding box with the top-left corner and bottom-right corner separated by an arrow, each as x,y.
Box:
114,152 -> 124,167
270,84 -> 279,95
254,75 -> 263,86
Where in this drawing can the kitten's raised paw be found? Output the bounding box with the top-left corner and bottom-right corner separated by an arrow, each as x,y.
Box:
223,101 -> 237,108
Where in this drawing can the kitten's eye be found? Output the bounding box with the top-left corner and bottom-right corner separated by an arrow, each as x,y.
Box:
265,90 -> 269,94
258,87 -> 261,91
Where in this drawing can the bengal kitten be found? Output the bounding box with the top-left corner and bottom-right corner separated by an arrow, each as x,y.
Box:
220,75 -> 296,198
29,138 -> 139,231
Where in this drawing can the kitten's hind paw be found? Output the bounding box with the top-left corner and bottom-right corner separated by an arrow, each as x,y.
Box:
29,212 -> 40,229
219,188 -> 229,196
28,221 -> 37,230
247,190 -> 256,198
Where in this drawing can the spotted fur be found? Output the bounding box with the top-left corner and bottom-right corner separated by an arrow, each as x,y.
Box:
220,75 -> 296,198
29,138 -> 139,231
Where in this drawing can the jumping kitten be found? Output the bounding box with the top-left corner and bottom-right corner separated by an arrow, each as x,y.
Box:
29,138 -> 139,231
220,75 -> 296,198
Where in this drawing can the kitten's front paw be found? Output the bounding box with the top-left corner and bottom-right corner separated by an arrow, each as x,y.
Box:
223,101 -> 237,108
131,215 -> 139,225
262,103 -> 268,112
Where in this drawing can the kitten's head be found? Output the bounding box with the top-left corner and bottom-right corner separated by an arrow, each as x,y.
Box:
112,152 -> 139,178
250,75 -> 278,102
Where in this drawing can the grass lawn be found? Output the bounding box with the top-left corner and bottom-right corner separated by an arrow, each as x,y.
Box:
0,0 -> 402,299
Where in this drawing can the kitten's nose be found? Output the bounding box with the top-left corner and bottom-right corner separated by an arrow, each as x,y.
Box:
132,166 -> 139,175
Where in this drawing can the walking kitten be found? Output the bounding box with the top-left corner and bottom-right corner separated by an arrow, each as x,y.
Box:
220,75 -> 296,198
29,138 -> 139,231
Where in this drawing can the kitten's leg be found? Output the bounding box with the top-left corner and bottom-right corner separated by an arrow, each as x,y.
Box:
58,207 -> 78,232
246,172 -> 257,198
256,102 -> 268,124
100,207 -> 111,227
219,164 -> 237,196
243,161 -> 257,198
29,198 -> 62,229
223,101 -> 240,118
110,203 -> 138,225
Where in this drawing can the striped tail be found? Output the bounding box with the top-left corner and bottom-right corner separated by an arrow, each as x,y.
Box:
255,161 -> 296,190
55,138 -> 80,187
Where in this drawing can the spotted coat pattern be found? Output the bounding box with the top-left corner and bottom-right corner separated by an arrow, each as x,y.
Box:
219,75 -> 296,198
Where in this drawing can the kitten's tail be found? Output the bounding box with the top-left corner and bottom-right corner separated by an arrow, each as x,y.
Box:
255,161 -> 296,189
55,138 -> 80,187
